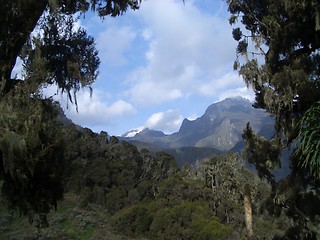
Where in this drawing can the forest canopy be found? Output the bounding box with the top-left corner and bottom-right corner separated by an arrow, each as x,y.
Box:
227,0 -> 320,238
0,0 -> 142,225
1,0 -> 320,239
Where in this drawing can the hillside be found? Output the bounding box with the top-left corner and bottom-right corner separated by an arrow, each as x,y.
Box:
121,97 -> 274,167
167,97 -> 273,150
130,139 -> 222,167
0,105 -> 306,240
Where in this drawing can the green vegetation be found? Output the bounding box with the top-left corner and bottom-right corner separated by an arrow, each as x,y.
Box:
0,0 -> 142,225
227,0 -> 320,238
1,0 -> 320,239
1,128 -> 291,239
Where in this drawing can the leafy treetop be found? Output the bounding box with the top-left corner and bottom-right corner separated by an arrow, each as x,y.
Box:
228,0 -> 320,144
0,0 -> 142,226
227,0 -> 320,178
227,1 -> 320,237
0,0 -> 141,97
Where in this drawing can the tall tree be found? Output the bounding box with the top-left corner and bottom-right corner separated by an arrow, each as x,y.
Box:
226,0 -> 320,238
0,0 -> 141,96
228,0 -> 320,145
0,0 -> 141,225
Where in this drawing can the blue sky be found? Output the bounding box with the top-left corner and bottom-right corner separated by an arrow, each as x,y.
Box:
47,0 -> 255,136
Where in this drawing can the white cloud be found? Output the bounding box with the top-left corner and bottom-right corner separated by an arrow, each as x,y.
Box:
197,71 -> 245,96
186,114 -> 199,121
142,28 -> 153,41
125,0 -> 237,106
145,109 -> 183,133
11,57 -> 24,79
97,25 -> 137,67
196,71 -> 255,101
66,91 -> 136,127
218,87 -> 255,102
50,0 -> 256,135
42,85 -> 136,129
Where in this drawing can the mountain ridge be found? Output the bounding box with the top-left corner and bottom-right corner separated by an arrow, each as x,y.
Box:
121,97 -> 274,151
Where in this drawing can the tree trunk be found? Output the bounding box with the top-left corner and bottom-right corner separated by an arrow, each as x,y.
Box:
244,184 -> 254,239
0,0 -> 47,94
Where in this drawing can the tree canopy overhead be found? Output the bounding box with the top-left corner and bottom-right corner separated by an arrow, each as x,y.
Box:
0,0 -> 142,225
0,0 -> 141,97
227,0 -> 320,177
227,0 -> 320,237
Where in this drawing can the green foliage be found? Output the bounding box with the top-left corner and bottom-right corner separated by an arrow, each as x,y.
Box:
23,14 -> 100,104
227,0 -> 320,144
295,101 -> 320,179
0,94 -> 65,227
0,0 -> 143,224
61,128 -> 180,216
242,123 -> 281,184
0,123 -> 292,239
227,0 -> 320,237
108,152 -> 289,240
112,199 -> 232,240
111,204 -> 152,237
202,153 -> 288,236
150,201 -> 231,240
194,218 -> 231,240
90,0 -> 142,17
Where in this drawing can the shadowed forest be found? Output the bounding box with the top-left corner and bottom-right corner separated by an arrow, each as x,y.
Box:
1,0 -> 320,239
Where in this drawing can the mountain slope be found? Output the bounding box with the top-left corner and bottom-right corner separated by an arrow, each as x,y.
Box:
123,97 -> 274,151
129,139 -> 221,167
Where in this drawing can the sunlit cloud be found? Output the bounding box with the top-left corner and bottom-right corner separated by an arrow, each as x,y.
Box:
37,0 -> 256,135
97,26 -> 137,67
145,109 -> 183,134
218,87 -> 255,102
42,85 -> 136,131
125,0 -> 238,106
197,71 -> 246,97
66,91 -> 136,126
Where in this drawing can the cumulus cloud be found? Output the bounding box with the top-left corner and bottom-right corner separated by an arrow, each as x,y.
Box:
125,0 -> 238,106
145,109 -> 183,133
197,71 -> 245,96
197,71 -> 255,102
218,87 -> 255,102
66,91 -> 135,127
11,57 -> 24,79
97,25 -> 137,67
186,114 -> 199,121
38,0 -> 256,135
42,85 -> 136,130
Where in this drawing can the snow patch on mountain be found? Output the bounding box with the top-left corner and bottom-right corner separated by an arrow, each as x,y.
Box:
122,127 -> 146,138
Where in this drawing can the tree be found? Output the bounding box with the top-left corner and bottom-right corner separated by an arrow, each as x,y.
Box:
226,0 -> 320,237
203,153 -> 278,238
0,0 -> 142,225
228,0 -> 320,144
295,101 -> 320,179
0,98 -> 66,227
0,0 -> 141,95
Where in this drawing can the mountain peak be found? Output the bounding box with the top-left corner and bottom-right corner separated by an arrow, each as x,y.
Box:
136,128 -> 166,137
121,127 -> 146,138
121,97 -> 273,151
205,97 -> 252,115
171,96 -> 271,150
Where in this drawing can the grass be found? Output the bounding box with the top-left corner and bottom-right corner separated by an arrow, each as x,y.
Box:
0,195 -> 137,240
77,224 -> 95,239
56,201 -> 77,214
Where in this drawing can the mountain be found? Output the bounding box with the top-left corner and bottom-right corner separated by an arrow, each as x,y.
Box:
129,139 -> 222,167
135,128 -> 167,138
122,97 -> 274,151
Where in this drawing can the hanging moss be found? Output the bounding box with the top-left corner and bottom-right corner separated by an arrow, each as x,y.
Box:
0,131 -> 27,179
